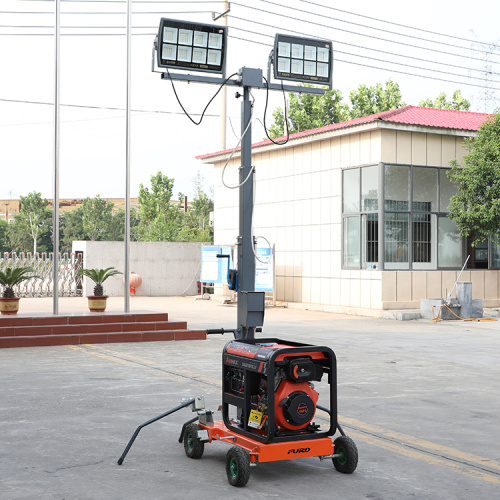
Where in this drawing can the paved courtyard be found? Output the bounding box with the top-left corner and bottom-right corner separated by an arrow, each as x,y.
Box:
1,296 -> 499,499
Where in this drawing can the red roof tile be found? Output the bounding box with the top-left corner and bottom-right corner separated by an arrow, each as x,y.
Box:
197,105 -> 493,160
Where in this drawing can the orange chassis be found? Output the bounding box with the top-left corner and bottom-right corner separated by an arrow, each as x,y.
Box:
198,419 -> 336,464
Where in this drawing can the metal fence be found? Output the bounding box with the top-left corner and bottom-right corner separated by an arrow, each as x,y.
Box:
0,252 -> 83,297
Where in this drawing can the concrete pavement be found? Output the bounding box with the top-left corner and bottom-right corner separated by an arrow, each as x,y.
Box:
1,296 -> 499,499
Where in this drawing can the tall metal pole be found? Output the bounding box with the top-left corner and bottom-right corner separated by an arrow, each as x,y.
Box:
236,85 -> 255,339
124,0 -> 132,312
219,0 -> 229,150
52,0 -> 60,314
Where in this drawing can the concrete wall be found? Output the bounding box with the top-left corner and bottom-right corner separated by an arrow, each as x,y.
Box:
381,270 -> 500,309
72,241 -> 205,297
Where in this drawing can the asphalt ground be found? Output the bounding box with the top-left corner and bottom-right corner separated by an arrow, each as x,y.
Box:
1,296 -> 499,499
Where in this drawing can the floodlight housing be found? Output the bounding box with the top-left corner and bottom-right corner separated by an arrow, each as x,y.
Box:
273,34 -> 333,89
157,18 -> 227,74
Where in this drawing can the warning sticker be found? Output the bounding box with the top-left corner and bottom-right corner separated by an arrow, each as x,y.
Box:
248,409 -> 263,429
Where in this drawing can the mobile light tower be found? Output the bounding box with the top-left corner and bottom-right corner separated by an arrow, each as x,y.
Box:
154,19 -> 333,339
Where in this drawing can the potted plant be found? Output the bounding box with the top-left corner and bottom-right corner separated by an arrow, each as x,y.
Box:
77,267 -> 122,312
0,265 -> 39,315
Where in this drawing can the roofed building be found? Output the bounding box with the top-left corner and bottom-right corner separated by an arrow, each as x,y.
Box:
198,105 -> 500,312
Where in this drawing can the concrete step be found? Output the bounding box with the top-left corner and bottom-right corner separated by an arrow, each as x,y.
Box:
0,321 -> 188,338
0,312 -> 206,348
0,329 -> 206,348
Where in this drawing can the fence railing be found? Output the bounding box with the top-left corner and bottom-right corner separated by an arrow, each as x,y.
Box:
0,252 -> 83,297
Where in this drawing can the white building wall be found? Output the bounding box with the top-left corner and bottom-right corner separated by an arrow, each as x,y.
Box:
72,241 -> 205,297
211,130 -> 384,310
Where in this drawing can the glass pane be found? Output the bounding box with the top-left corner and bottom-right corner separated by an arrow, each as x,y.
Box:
343,169 -> 359,213
413,213 -> 431,263
438,217 -> 461,267
362,214 -> 379,268
413,167 -> 438,212
491,237 -> 500,268
385,165 -> 409,211
343,216 -> 360,267
384,213 -> 409,269
440,169 -> 457,212
361,166 -> 378,212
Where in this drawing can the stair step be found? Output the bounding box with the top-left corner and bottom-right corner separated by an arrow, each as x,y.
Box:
0,312 -> 170,328
0,329 -> 206,348
0,321 -> 188,338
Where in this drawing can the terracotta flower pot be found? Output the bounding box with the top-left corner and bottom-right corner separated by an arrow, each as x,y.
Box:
0,297 -> 21,315
87,296 -> 108,312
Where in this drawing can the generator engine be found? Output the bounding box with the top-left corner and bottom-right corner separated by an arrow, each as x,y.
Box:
222,339 -> 337,444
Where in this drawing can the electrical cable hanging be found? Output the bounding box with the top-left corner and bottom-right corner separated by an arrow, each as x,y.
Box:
221,91 -> 256,190
262,77 -> 289,145
166,69 -> 237,125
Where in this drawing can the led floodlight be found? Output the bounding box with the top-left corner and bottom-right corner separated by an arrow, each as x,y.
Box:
273,34 -> 333,89
157,18 -> 227,74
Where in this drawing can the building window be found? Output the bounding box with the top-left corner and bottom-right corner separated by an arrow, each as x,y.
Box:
343,215 -> 360,268
491,238 -> 500,268
437,217 -> 462,267
343,168 -> 359,213
385,212 -> 409,269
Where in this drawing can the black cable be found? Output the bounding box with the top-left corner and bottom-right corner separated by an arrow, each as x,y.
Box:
300,0 -> 498,48
227,34 -> 500,92
262,76 -> 289,145
259,0 -> 495,57
229,23 -> 500,79
230,5 -> 497,64
166,69 -> 238,125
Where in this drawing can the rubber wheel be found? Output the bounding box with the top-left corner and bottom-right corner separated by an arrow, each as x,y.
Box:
183,423 -> 204,459
332,435 -> 358,474
226,446 -> 251,487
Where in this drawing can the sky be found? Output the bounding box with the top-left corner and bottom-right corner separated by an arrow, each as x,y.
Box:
1,0 -> 500,203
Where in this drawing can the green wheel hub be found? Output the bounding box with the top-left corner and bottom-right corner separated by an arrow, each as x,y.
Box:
229,458 -> 238,477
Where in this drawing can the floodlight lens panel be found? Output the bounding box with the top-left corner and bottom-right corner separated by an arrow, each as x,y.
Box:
157,19 -> 227,73
317,62 -> 329,77
291,59 -> 303,74
304,45 -> 316,61
291,44 -> 303,59
177,46 -> 192,62
162,44 -> 177,61
194,31 -> 208,47
273,34 -> 332,87
317,47 -> 329,62
278,57 -> 291,73
278,42 -> 290,57
207,49 -> 222,65
304,61 -> 316,76
208,33 -> 223,49
163,27 -> 178,43
178,29 -> 193,45
192,48 -> 207,64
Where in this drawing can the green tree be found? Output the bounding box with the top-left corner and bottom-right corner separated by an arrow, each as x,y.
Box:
419,90 -> 470,111
0,218 -> 8,253
60,209 -> 85,253
447,113 -> 500,245
269,86 -> 350,138
268,80 -> 405,138
82,195 -> 114,241
177,172 -> 214,242
136,171 -> 181,241
7,192 -> 52,254
349,79 -> 406,119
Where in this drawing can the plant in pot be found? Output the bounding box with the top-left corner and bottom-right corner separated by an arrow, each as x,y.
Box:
0,265 -> 39,315
77,267 -> 122,312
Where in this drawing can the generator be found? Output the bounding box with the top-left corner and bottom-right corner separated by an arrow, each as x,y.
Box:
118,337 -> 358,487
222,338 -> 336,443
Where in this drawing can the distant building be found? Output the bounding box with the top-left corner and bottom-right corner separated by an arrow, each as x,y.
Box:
198,106 -> 500,312
0,197 -> 192,222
